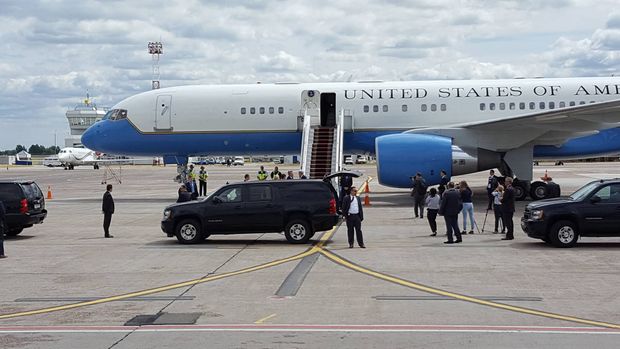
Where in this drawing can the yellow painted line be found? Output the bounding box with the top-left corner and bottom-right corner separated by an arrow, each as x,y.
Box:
0,226 -> 340,321
319,249 -> 620,329
0,249 -> 315,320
254,313 -> 277,324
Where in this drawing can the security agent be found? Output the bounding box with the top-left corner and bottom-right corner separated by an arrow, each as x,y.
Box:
438,182 -> 462,244
257,166 -> 268,181
198,166 -> 208,196
0,200 -> 7,258
102,184 -> 115,238
341,186 -> 365,248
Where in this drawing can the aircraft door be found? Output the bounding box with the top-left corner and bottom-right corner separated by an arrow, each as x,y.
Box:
155,95 -> 172,131
320,93 -> 336,127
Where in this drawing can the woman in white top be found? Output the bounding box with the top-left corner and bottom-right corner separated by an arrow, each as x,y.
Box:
492,185 -> 505,233
425,187 -> 441,236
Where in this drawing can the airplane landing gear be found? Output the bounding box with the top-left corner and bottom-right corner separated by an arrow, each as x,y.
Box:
530,181 -> 548,201
512,179 -> 530,201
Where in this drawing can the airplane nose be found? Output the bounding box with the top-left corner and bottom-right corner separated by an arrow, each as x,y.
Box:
81,123 -> 100,150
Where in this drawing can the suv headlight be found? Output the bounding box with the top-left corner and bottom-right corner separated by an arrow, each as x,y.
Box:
163,210 -> 172,221
530,209 -> 544,220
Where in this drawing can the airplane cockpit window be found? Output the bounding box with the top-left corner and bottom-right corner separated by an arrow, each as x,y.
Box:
103,109 -> 128,121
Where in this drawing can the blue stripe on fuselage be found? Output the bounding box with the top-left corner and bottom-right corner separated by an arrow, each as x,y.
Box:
81,119 -> 620,159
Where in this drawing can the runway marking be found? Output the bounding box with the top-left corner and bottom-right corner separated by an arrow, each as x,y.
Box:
319,249 -> 620,330
0,324 -> 618,334
254,313 -> 277,324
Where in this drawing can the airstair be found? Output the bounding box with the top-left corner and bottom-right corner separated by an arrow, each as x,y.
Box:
299,90 -> 345,179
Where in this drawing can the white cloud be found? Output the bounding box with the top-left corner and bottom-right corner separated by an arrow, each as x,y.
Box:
1,1 -> 620,149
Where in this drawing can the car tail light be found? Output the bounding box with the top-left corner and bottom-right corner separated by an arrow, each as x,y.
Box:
20,199 -> 28,214
329,197 -> 337,214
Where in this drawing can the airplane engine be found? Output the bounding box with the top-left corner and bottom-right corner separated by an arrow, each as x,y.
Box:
375,134 -> 501,188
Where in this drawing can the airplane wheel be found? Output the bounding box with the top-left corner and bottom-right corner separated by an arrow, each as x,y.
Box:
529,181 -> 548,201
513,180 -> 528,201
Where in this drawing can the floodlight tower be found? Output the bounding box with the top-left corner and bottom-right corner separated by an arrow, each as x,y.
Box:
148,41 -> 163,89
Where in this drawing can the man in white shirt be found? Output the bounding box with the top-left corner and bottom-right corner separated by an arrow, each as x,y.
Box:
341,186 -> 365,248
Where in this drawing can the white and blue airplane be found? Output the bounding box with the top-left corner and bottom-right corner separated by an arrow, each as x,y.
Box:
81,77 -> 620,200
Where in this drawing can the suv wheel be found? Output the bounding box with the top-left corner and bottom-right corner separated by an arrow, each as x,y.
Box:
549,220 -> 578,248
284,219 -> 312,244
5,228 -> 24,236
175,219 -> 203,244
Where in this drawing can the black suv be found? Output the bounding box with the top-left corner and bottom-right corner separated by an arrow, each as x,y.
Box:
0,181 -> 47,236
521,179 -> 620,247
161,173 -> 357,244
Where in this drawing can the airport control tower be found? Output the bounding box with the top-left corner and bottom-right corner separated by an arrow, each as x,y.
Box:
64,93 -> 109,147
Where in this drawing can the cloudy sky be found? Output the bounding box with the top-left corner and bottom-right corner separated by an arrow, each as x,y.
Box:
1,0 -> 620,149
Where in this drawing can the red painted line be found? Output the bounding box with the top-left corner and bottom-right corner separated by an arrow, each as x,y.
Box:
0,324 -> 619,333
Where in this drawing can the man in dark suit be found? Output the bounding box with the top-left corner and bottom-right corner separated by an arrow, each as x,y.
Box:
341,186 -> 365,248
501,177 -> 516,240
339,174 -> 353,205
102,184 -> 115,238
0,200 -> 6,258
438,182 -> 462,244
438,170 -> 449,196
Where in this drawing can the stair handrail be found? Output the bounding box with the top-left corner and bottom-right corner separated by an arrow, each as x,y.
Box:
300,111 -> 312,176
334,108 -> 345,173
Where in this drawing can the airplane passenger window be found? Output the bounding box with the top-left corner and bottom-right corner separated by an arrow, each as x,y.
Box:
373,105 -> 379,112
499,103 -> 505,110
489,103 -> 496,111
402,105 -> 407,112
559,102 -> 566,108
569,101 -> 576,106
480,103 -> 486,111
430,104 -> 437,112
539,102 -> 545,109
383,105 -> 388,112
250,107 -> 256,114
241,107 -> 246,115
590,101 -> 596,104
259,107 -> 265,114
549,102 -> 555,109
364,105 -> 369,113
529,102 -> 535,110
421,104 -> 427,112
269,107 -> 274,114
509,103 -> 516,110
579,101 -> 586,105
440,104 -> 446,111
519,102 -> 525,110
278,107 -> 284,114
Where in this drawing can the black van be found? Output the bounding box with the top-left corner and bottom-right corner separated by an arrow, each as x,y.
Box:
161,172 -> 359,244
0,181 -> 47,236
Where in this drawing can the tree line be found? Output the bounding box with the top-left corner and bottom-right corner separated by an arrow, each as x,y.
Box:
0,145 -> 61,156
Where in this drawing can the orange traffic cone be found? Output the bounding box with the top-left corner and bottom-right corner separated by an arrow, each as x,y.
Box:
47,186 -> 53,200
365,181 -> 371,193
540,170 -> 552,182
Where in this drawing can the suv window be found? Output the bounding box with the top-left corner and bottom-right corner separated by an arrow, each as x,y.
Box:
281,183 -> 330,200
593,184 -> 620,202
218,186 -> 242,203
248,185 -> 272,202
21,183 -> 42,199
0,183 -> 21,198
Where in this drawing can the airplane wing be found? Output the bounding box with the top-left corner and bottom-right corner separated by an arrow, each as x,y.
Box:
406,99 -> 620,152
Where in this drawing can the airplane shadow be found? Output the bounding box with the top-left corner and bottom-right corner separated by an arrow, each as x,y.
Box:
4,235 -> 35,241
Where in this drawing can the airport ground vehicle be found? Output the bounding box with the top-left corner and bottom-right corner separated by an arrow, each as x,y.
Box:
344,156 -> 354,165
521,179 -> 620,247
233,156 -> 245,166
161,173 -> 357,244
42,155 -> 62,167
0,181 -> 47,236
356,155 -> 368,164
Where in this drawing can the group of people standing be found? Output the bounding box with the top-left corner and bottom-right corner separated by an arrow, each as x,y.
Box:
255,166 -> 307,181
413,169 -> 516,244
177,164 -> 209,203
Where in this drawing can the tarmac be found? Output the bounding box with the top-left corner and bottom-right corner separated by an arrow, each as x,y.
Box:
0,162 -> 619,348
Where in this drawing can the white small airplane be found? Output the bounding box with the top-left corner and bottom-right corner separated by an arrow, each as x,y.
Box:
57,147 -> 99,170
